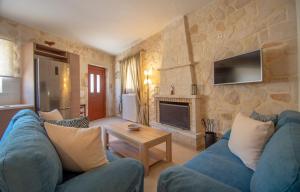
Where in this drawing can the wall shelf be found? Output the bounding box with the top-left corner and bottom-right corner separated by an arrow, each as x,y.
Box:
34,44 -> 68,62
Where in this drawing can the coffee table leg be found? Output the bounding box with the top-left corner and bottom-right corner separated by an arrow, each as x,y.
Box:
166,135 -> 172,162
139,145 -> 149,176
104,129 -> 109,150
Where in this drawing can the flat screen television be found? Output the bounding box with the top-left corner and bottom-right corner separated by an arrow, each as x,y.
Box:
213,50 -> 262,85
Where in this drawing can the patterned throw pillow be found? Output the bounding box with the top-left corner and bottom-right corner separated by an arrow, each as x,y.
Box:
250,111 -> 278,126
46,117 -> 89,128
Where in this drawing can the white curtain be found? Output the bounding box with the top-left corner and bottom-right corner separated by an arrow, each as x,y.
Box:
120,53 -> 147,124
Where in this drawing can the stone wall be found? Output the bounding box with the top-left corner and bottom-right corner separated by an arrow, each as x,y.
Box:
116,0 -> 298,134
0,17 -> 116,116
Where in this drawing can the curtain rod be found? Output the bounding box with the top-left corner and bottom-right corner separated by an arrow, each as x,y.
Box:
118,49 -> 145,62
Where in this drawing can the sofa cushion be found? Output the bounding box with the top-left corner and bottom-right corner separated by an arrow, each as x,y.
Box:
229,113 -> 274,170
222,111 -> 279,141
0,110 -> 63,192
44,123 -> 108,172
56,158 -> 144,192
250,122 -> 300,192
39,109 -> 64,121
184,139 -> 253,192
277,110 -> 300,129
158,166 -> 240,192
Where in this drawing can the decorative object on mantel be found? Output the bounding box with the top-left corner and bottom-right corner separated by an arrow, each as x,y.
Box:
44,41 -> 55,47
127,123 -> 140,131
202,118 -> 217,148
191,84 -> 197,95
170,85 -> 175,95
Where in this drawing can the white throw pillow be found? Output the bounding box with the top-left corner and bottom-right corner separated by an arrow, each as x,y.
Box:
228,112 -> 274,171
44,123 -> 108,172
39,109 -> 63,121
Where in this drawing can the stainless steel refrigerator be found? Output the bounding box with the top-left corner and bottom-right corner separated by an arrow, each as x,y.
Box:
35,56 -> 71,118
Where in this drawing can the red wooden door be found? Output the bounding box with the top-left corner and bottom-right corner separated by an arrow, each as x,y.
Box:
88,65 -> 106,121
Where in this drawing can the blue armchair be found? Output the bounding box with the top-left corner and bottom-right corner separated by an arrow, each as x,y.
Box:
0,110 -> 144,192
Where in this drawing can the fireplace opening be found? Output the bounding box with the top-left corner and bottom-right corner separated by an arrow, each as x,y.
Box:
159,101 -> 190,130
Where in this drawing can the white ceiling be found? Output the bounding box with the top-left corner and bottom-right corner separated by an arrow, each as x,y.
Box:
0,0 -> 210,55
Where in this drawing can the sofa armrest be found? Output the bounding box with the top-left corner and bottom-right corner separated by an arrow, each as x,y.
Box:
158,166 -> 240,192
56,158 -> 144,192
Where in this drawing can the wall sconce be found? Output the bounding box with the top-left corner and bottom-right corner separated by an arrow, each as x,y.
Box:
144,69 -> 152,125
144,79 -> 152,85
144,69 -> 152,85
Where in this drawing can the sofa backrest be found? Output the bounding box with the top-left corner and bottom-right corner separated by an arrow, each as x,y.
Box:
0,109 -> 63,192
250,110 -> 300,192
276,110 -> 300,129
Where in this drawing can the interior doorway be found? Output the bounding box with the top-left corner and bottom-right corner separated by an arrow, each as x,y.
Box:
88,65 -> 106,121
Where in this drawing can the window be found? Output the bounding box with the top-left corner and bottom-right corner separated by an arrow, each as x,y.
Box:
125,68 -> 134,92
0,76 -> 21,105
96,75 -> 100,93
0,39 -> 15,77
0,39 -> 21,105
90,74 -> 94,93
121,55 -> 139,93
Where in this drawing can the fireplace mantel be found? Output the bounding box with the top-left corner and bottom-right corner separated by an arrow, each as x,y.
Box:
154,95 -> 201,99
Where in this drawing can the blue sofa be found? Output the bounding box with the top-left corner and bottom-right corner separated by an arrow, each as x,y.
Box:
158,110 -> 300,192
0,109 -> 144,192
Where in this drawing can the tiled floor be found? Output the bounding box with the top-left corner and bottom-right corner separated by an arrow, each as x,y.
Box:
91,117 -> 200,192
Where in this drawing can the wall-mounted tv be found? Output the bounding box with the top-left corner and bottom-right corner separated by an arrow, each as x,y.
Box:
213,50 -> 262,85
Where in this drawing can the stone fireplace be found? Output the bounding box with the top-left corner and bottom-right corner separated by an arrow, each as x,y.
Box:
150,95 -> 204,150
147,17 -> 205,150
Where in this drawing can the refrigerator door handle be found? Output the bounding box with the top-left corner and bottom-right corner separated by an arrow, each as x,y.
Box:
34,57 -> 41,112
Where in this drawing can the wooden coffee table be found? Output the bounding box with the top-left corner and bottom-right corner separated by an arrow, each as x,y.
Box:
103,122 -> 172,175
